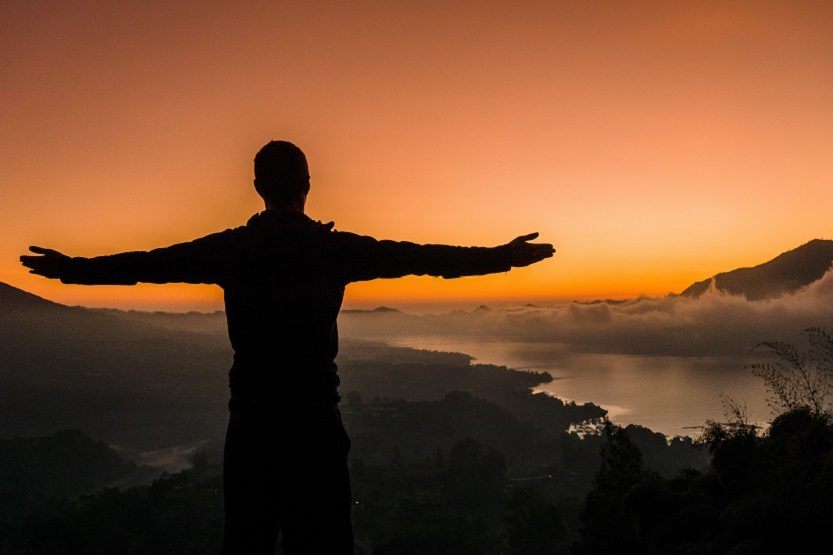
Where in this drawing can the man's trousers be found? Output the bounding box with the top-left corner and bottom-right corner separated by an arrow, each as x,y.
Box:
221,404 -> 354,554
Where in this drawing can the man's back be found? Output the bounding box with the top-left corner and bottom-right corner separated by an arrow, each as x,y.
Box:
222,211 -> 347,408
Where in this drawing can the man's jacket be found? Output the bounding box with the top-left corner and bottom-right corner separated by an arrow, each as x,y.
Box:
59,211 -> 513,409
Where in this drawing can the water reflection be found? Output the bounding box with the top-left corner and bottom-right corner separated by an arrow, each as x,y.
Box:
389,336 -> 770,437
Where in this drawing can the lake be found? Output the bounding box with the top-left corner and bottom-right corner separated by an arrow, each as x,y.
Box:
389,336 -> 772,437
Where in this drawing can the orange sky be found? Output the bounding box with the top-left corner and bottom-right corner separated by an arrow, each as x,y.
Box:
2,1 -> 832,311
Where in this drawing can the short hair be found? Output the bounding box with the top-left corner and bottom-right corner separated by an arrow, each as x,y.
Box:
253,140 -> 309,202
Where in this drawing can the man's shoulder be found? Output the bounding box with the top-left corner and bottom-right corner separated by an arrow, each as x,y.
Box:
193,224 -> 249,244
245,211 -> 336,234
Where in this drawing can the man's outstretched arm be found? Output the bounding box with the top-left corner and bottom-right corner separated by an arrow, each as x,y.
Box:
20,230 -> 238,285
331,231 -> 555,283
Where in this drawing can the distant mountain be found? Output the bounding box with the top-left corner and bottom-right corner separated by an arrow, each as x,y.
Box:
0,281 -> 232,450
341,306 -> 402,314
0,280 -> 62,310
682,239 -> 833,300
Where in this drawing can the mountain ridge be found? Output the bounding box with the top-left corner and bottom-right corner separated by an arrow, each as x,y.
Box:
0,280 -> 61,310
681,239 -> 833,300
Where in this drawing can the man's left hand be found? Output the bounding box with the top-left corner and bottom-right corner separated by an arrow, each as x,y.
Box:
506,233 -> 556,268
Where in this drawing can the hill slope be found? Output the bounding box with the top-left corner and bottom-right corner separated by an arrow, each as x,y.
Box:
0,282 -> 595,455
682,239 -> 833,300
0,282 -> 233,449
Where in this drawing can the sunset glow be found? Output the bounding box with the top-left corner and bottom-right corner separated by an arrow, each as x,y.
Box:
3,1 -> 832,310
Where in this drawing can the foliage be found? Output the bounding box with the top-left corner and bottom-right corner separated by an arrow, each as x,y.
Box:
0,465 -> 223,554
578,421 -> 652,555
575,329 -> 833,554
749,327 -> 833,416
0,430 -> 147,522
0,388 -> 708,554
577,408 -> 833,554
502,488 -> 566,555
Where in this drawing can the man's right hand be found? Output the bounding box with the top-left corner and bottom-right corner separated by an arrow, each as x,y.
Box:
20,246 -> 70,279
506,233 -> 555,268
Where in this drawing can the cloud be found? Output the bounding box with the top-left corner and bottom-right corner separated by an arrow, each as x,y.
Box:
340,270 -> 833,360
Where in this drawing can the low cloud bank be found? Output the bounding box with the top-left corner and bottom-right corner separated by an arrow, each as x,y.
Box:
340,270 -> 833,359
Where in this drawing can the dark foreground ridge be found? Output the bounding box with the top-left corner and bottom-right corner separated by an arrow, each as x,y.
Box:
682,238 -> 833,300
2,407 -> 828,554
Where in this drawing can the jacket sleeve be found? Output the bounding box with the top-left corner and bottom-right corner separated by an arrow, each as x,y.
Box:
328,231 -> 513,283
59,229 -> 241,286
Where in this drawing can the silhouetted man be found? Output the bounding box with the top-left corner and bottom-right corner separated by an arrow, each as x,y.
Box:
21,140 -> 555,554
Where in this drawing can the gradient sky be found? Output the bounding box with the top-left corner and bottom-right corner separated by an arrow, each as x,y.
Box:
2,1 -> 832,311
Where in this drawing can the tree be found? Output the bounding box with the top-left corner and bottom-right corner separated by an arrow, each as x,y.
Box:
749,327 -> 833,416
503,488 -> 565,555
444,438 -> 507,515
578,421 -> 649,554
699,396 -> 760,495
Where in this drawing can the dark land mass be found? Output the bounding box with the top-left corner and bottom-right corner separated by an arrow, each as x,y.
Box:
0,423 -> 705,553
0,430 -> 156,522
3,410 -> 827,555
682,238 -> 833,300
0,282 -> 609,459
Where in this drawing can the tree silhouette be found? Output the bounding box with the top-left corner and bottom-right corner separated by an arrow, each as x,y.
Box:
578,421 -> 650,554
749,327 -> 833,416
503,487 -> 565,554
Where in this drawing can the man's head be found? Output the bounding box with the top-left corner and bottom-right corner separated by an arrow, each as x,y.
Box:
254,140 -> 310,209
